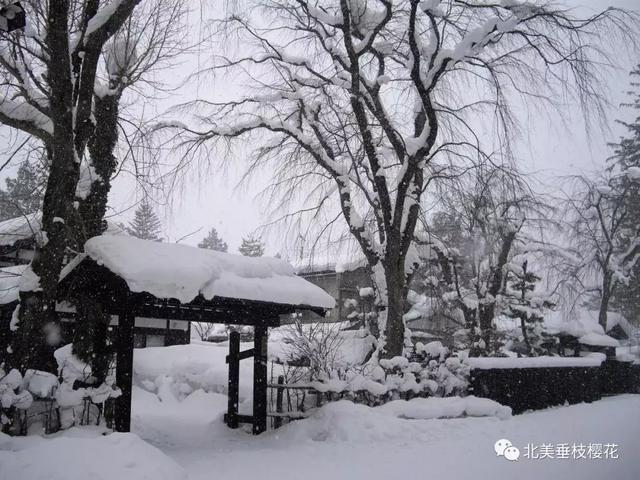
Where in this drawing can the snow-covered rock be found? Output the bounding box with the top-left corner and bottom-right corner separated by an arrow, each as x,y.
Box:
279,396 -> 509,443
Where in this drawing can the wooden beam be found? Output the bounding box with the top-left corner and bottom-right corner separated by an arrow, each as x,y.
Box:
114,306 -> 135,432
226,331 -> 240,429
134,302 -> 284,326
252,325 -> 268,435
225,347 -> 255,363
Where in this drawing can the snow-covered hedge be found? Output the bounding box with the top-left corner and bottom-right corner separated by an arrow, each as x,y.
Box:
277,341 -> 470,405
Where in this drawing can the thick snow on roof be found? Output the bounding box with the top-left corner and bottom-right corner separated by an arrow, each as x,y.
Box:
0,265 -> 27,304
82,235 -> 335,309
544,309 -> 627,346
0,213 -> 125,247
293,241 -> 368,275
0,213 -> 40,247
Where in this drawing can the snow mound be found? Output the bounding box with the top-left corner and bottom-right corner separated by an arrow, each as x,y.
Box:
134,343 -> 238,398
379,396 -> 511,420
279,397 -> 510,443
75,235 -> 335,308
0,429 -> 187,480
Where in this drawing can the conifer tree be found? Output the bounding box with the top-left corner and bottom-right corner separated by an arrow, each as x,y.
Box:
238,236 -> 265,257
610,65 -> 640,325
126,199 -> 163,241
198,227 -> 228,252
504,260 -> 554,355
0,160 -> 45,221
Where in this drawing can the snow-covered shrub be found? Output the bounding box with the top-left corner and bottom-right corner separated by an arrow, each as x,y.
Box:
274,340 -> 470,414
0,366 -> 33,433
278,319 -> 348,382
1,344 -> 121,435
54,344 -> 120,429
378,341 -> 470,399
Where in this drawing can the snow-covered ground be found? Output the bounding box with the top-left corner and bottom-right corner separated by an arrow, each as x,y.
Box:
2,342 -> 639,480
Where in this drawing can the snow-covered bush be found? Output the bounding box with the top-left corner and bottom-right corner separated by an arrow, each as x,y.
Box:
0,366 -> 33,433
278,319 -> 349,382
274,340 -> 470,414
378,341 -> 470,399
54,344 -> 120,429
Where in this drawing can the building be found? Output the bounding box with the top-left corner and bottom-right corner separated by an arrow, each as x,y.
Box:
297,263 -> 372,324
296,262 -> 463,342
0,214 -> 191,349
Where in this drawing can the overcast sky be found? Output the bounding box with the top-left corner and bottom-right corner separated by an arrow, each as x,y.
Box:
2,0 -> 639,257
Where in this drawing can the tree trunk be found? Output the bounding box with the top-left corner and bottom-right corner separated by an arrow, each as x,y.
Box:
13,133 -> 79,372
70,91 -> 123,378
73,91 -> 122,244
599,272 -> 613,331
381,260 -> 406,359
12,1 -> 82,373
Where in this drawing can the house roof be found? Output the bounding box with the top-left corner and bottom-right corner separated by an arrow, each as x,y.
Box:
0,213 -> 125,249
0,264 -> 27,305
62,235 -> 335,311
0,213 -> 40,247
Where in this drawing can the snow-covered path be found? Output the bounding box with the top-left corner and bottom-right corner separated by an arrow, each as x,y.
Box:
133,387 -> 640,480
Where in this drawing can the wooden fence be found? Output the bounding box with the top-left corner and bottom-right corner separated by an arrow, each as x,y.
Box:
469,359 -> 639,414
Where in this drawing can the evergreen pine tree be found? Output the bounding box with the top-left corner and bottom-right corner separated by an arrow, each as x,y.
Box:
198,227 -> 228,252
126,199 -> 163,241
0,160 -> 45,221
610,65 -> 640,325
238,236 -> 265,257
504,260 -> 554,355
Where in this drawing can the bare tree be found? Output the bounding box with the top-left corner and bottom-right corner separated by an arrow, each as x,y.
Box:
162,0 -> 635,358
419,165 -> 552,354
560,171 -> 637,329
193,322 -> 216,341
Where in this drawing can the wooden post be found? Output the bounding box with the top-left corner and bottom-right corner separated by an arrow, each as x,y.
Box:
274,375 -> 284,429
115,309 -> 135,432
226,331 -> 240,429
253,325 -> 268,434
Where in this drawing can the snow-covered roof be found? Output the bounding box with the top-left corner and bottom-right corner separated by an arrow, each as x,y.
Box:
544,309 -> 626,346
68,235 -> 335,310
0,264 -> 27,304
0,213 -> 40,247
293,243 -> 368,275
0,213 -> 125,248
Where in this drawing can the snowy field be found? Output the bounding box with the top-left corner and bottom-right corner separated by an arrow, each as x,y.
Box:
1,342 -> 639,480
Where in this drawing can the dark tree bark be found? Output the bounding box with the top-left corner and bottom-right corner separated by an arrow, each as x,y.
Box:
13,2 -> 78,372
10,0 -> 141,373
469,230 -> 517,355
70,90 -> 123,382
598,270 -> 614,331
